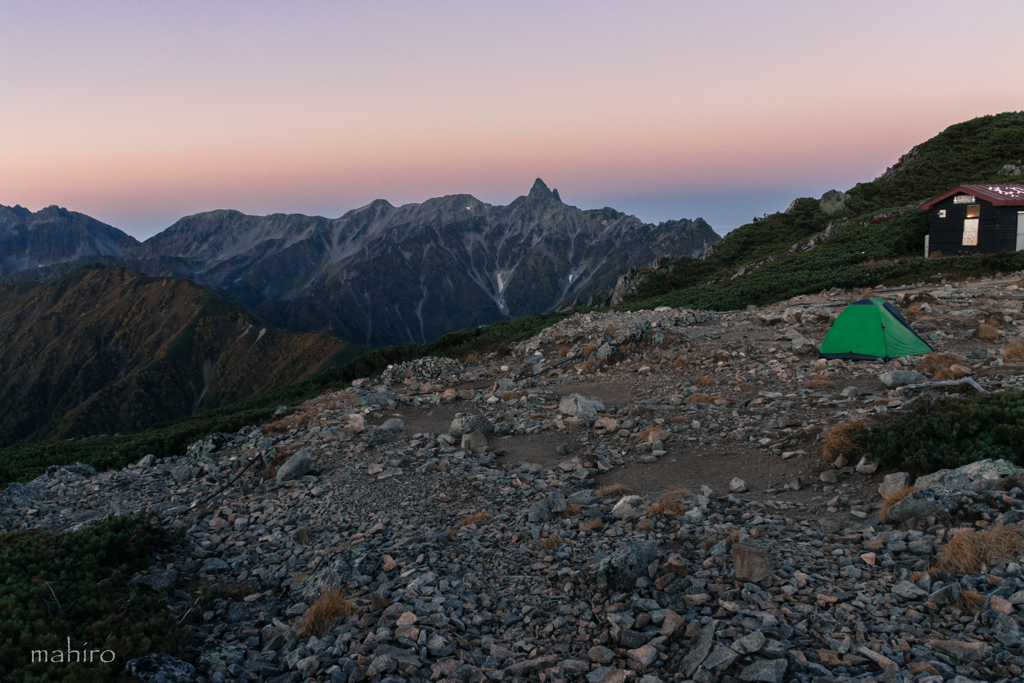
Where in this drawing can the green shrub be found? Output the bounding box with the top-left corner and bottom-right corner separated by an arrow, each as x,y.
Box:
860,390 -> 1024,474
0,515 -> 190,682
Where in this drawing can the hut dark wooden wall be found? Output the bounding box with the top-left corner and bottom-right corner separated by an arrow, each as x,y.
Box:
928,196 -> 1020,256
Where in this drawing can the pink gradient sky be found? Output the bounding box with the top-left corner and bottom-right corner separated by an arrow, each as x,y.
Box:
2,1 -> 1022,239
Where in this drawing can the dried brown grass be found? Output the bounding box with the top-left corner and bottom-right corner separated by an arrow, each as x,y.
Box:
501,391 -> 523,401
539,536 -> 560,550
595,484 -> 631,498
580,517 -> 602,532
975,324 -> 1000,341
805,375 -> 835,391
915,352 -> 963,378
557,346 -> 568,358
648,500 -> 686,519
880,486 -> 918,523
1004,343 -> 1024,363
605,325 -> 619,338
936,523 -> 1024,575
554,505 -> 581,519
660,488 -> 692,499
934,364 -> 972,381
685,393 -> 714,404
581,360 -> 596,375
299,590 -> 357,638
953,589 -> 985,614
582,344 -> 596,359
262,411 -> 315,435
458,511 -> 490,527
671,357 -> 689,369
694,375 -> 716,388
821,420 -> 867,460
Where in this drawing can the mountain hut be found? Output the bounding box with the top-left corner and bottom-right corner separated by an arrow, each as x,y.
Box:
921,184 -> 1024,257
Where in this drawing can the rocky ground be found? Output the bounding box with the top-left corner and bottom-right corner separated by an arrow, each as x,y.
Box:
6,274 -> 1024,683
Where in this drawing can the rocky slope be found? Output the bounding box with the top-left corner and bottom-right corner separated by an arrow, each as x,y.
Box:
126,179 -> 718,347
6,273 -> 1024,682
0,203 -> 139,276
0,266 -> 359,447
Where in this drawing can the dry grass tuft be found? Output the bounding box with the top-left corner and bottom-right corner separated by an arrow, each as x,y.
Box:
880,486 -> 918,523
730,379 -> 755,394
648,500 -> 686,519
299,590 -> 357,638
1004,343 -> 1024,363
701,537 -> 716,550
821,420 -> 867,460
458,511 -> 490,527
975,324 -> 1000,341
934,364 -> 972,381
539,536 -> 560,550
581,360 -> 596,375
557,346 -> 568,358
712,351 -> 730,363
605,325 -> 619,338
937,523 -> 1024,575
694,375 -> 716,388
685,393 -> 714,404
660,488 -> 692,499
595,484 -> 631,498
805,375 -> 835,391
672,357 -> 689,369
581,517 -> 603,532
554,505 -> 581,519
501,391 -> 523,401
953,589 -> 985,614
262,411 -> 315,435
914,352 -> 963,377
582,344 -> 596,359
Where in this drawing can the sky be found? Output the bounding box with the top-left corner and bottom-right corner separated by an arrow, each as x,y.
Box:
2,1 -> 1022,241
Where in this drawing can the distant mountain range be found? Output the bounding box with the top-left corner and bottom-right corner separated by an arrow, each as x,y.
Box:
1,180 -> 719,347
0,267 -> 359,447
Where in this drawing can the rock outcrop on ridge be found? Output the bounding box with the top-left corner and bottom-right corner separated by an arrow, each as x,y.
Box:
6,273 -> 1024,682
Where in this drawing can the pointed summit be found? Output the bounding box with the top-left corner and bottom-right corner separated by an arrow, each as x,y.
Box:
528,178 -> 561,202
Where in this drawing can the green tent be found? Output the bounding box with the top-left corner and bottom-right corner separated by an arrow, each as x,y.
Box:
818,297 -> 933,361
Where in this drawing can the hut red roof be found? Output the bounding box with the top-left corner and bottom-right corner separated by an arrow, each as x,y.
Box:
922,184 -> 1024,209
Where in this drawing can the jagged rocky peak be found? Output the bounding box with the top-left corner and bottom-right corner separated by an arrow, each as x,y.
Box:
527,178 -> 561,202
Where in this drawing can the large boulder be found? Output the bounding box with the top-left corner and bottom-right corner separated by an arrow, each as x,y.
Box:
298,549 -> 382,603
276,448 -> 313,484
886,459 -> 1024,524
588,543 -> 658,592
559,393 -> 605,418
914,458 -> 1024,492
879,370 -> 926,388
819,189 -> 849,215
448,414 -> 495,437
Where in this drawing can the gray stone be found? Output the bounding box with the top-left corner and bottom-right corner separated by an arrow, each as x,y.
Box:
840,385 -> 860,398
448,414 -> 495,437
732,542 -> 773,583
460,429 -> 487,452
588,645 -> 616,664
358,391 -> 397,406
528,498 -> 552,523
914,458 -> 1024,493
729,477 -> 748,493
124,653 -> 197,683
276,448 -> 313,484
878,370 -> 926,388
893,580 -> 928,599
738,658 -> 788,683
682,620 -> 717,676
732,629 -> 765,654
879,472 -> 911,499
703,646 -> 739,671
588,542 -> 658,592
559,393 -> 605,418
